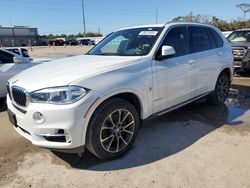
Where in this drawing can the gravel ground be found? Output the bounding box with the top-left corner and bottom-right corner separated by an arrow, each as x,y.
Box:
28,46 -> 92,58
0,47 -> 250,188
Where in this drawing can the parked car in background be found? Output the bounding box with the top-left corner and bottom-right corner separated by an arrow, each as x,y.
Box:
49,39 -> 65,46
88,39 -> 96,45
6,48 -> 33,61
0,49 -> 34,98
6,47 -> 54,63
78,39 -> 90,45
7,22 -> 233,160
65,39 -> 78,46
227,28 -> 250,70
78,39 -> 95,45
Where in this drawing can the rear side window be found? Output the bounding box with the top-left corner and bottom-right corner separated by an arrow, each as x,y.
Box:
189,26 -> 211,53
7,49 -> 20,55
160,26 -> 190,57
209,29 -> 224,48
206,29 -> 217,49
0,51 -> 14,64
21,49 -> 30,58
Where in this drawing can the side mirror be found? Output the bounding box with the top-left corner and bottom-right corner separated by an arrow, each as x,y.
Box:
162,45 -> 176,57
13,57 -> 26,64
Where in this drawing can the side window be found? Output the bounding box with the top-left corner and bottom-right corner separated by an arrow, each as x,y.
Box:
0,51 -> 14,64
209,29 -> 224,48
206,29 -> 217,49
7,49 -> 20,55
160,26 -> 190,57
21,49 -> 30,58
189,26 -> 211,53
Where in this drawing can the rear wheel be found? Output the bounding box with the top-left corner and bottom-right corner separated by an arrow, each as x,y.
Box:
209,71 -> 230,104
86,98 -> 140,160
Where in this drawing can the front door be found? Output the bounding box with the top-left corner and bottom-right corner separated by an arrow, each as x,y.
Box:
152,26 -> 197,113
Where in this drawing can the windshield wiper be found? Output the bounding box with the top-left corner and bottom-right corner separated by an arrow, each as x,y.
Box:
96,53 -> 115,56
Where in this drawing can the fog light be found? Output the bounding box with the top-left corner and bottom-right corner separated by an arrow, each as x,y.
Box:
33,112 -> 44,124
64,130 -> 71,143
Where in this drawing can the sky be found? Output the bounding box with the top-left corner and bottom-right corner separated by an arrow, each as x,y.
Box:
0,0 -> 249,35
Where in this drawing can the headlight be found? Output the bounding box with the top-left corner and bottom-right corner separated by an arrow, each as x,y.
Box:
30,86 -> 89,104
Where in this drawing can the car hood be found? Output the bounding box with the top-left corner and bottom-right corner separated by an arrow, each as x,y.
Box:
230,42 -> 250,49
9,55 -> 142,92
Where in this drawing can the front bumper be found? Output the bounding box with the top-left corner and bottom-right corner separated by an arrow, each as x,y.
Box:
233,60 -> 250,69
6,92 -> 97,152
233,49 -> 250,69
233,61 -> 243,68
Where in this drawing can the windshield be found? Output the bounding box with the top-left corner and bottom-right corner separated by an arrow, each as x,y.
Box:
88,27 -> 163,56
227,31 -> 250,43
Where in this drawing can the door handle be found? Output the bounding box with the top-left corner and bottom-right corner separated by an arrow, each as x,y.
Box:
217,52 -> 223,56
187,59 -> 196,65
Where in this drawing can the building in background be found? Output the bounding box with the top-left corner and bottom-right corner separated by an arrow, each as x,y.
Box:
0,26 -> 39,47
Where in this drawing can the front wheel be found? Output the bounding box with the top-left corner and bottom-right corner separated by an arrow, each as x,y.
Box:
209,72 -> 230,104
86,98 -> 140,160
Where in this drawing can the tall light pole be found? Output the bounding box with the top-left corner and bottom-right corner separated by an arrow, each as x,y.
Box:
236,3 -> 250,21
156,7 -> 158,24
155,0 -> 158,24
81,0 -> 86,37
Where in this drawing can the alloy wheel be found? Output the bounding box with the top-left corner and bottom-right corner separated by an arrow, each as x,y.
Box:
217,75 -> 229,102
100,109 -> 135,153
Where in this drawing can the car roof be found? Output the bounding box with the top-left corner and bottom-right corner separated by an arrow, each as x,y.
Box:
116,22 -> 217,31
6,47 -> 28,51
116,24 -> 165,31
235,28 -> 250,31
6,47 -> 21,50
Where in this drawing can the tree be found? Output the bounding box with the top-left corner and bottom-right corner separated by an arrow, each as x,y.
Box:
172,13 -> 250,31
39,32 -> 103,39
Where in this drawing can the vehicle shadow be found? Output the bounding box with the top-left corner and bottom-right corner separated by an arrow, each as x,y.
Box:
53,94 -> 248,171
0,98 -> 7,113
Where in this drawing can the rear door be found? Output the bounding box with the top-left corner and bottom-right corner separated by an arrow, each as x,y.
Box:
189,26 -> 219,95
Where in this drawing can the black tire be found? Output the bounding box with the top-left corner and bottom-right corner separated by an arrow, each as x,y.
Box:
208,71 -> 230,104
86,98 -> 140,160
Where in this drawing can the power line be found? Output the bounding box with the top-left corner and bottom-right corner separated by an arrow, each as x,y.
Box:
4,0 -> 155,14
0,4 -> 153,17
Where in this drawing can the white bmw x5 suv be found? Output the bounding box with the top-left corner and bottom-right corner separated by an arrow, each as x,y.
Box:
7,22 -> 233,160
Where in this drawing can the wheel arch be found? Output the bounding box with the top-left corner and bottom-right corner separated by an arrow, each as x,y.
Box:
221,67 -> 231,80
90,91 -> 143,120
81,89 -> 145,146
220,67 -> 233,82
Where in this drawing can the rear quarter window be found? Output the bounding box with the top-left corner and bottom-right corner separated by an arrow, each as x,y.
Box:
206,28 -> 217,49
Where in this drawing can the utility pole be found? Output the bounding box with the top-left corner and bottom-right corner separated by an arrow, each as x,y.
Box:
9,19 -> 12,27
81,0 -> 86,37
236,3 -> 250,21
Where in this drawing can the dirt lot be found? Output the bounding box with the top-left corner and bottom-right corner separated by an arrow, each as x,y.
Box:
1,47 -> 250,188
28,46 -> 92,58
